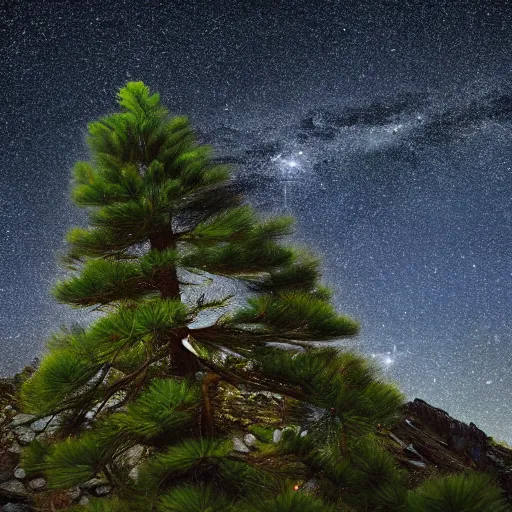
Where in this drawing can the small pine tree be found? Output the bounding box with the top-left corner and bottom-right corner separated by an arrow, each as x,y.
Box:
21,82 -> 406,510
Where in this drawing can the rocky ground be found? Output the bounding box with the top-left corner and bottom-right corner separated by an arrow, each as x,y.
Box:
1,373 -> 511,511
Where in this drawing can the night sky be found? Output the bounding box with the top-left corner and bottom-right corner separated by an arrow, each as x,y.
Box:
2,0 -> 512,441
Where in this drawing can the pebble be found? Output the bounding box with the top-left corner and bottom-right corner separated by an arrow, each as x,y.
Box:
95,485 -> 112,496
232,437 -> 250,453
28,477 -> 46,491
244,433 -> 257,447
273,429 -> 282,443
8,442 -> 22,454
67,485 -> 81,500
78,496 -> 90,506
14,467 -> 26,479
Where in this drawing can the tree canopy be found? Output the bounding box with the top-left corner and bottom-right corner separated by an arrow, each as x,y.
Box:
18,83 -> 509,512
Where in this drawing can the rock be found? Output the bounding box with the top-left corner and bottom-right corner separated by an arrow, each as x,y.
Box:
211,381 -> 301,429
128,466 -> 139,482
244,433 -> 257,447
9,414 -> 36,428
0,479 -> 27,497
67,485 -> 81,500
302,478 -> 319,492
28,477 -> 46,491
95,485 -> 112,496
78,496 -> 90,506
300,429 -> 308,437
2,503 -> 31,512
14,467 -> 26,479
13,426 -> 36,445
123,444 -> 145,467
8,441 -> 23,454
406,460 -> 427,468
273,429 -> 282,443
30,415 -> 60,433
232,437 -> 250,453
81,477 -> 109,489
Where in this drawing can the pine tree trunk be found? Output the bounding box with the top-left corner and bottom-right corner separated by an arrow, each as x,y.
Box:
150,227 -> 200,376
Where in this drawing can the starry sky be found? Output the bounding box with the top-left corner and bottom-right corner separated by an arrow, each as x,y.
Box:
1,0 -> 512,441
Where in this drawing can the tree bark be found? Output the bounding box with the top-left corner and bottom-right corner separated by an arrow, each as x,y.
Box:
150,225 -> 200,376
169,331 -> 200,376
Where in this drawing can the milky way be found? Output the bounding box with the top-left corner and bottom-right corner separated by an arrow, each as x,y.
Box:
1,0 -> 512,442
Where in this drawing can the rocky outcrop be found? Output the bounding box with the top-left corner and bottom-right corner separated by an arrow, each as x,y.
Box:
387,398 -> 512,501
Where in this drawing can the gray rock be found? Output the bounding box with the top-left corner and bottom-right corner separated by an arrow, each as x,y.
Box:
0,479 -> 27,496
95,485 -> 112,496
9,414 -> 36,427
232,437 -> 250,453
300,429 -> 308,437
7,441 -> 22,454
124,444 -> 145,467
13,427 -> 35,445
3,503 -> 31,512
244,433 -> 257,447
128,467 -> 139,482
302,478 -> 319,492
273,429 -> 282,443
28,477 -> 46,491
14,467 -> 26,479
81,477 -> 109,489
30,416 -> 61,433
78,496 -> 90,506
67,485 -> 81,500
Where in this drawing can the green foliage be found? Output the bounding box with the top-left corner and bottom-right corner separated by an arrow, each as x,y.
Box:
248,424 -> 274,444
407,472 -> 510,512
21,349 -> 100,415
20,438 -> 51,476
53,258 -> 145,306
43,433 -> 106,488
251,490 -> 336,512
158,485 -> 234,512
70,497 -> 132,512
255,348 -> 403,434
142,438 -> 232,482
108,378 -> 199,441
247,254 -> 321,293
231,293 -> 359,337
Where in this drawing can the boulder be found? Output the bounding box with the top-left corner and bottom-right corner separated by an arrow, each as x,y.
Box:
9,415 -> 36,428
13,427 -> 35,445
0,479 -> 28,500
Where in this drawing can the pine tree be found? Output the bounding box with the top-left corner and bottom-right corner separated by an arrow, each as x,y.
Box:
20,82 -> 407,511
